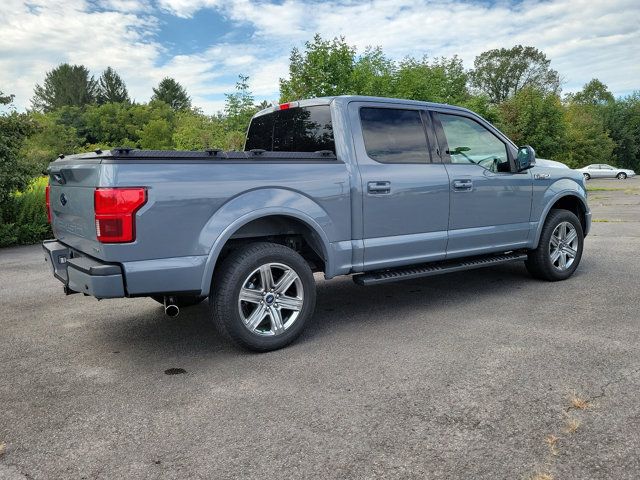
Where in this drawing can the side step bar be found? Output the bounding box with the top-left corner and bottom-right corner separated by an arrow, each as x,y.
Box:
353,252 -> 528,286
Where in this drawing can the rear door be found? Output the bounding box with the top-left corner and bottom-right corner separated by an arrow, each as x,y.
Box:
432,110 -> 533,258
349,101 -> 450,270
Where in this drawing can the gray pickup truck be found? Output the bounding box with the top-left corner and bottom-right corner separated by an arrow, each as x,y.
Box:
43,96 -> 591,351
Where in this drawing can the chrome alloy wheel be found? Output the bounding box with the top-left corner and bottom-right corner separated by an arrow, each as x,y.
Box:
237,262 -> 304,336
549,221 -> 579,271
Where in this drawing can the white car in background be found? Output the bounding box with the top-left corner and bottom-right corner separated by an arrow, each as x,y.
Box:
577,164 -> 636,180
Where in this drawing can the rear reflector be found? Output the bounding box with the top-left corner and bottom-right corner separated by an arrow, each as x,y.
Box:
45,184 -> 51,223
94,188 -> 147,243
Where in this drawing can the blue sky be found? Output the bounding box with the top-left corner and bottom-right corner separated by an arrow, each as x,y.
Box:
1,0 -> 639,113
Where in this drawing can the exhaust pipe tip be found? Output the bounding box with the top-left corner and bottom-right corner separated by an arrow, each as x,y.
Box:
164,296 -> 180,318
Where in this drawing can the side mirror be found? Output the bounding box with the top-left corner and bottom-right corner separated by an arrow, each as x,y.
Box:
517,145 -> 536,171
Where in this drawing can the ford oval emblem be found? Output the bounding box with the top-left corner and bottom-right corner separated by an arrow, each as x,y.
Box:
60,193 -> 67,206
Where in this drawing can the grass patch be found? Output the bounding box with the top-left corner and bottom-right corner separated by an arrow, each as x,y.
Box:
587,186 -> 627,192
564,417 -> 581,434
592,219 -> 626,223
570,392 -> 590,410
531,473 -> 554,480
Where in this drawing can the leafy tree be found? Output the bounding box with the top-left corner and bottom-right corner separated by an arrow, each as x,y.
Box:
137,118 -> 174,149
351,46 -> 396,97
151,77 -> 191,111
224,75 -> 258,133
173,110 -> 226,150
603,93 -> 640,171
32,64 -> 98,112
564,103 -> 616,168
0,108 -> 36,212
569,79 -> 614,106
497,87 -> 567,159
97,67 -> 130,104
20,112 -> 81,173
279,34 -> 356,101
393,55 -> 469,104
1,89 -> 14,105
470,45 -> 560,104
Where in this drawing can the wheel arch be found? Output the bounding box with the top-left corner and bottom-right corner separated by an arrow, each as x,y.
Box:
199,189 -> 337,296
533,192 -> 589,249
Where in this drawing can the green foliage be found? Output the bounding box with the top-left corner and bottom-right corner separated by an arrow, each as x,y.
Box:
351,47 -> 396,97
97,67 -> 130,104
173,110 -> 226,150
224,75 -> 258,133
32,64 -> 98,112
603,92 -> 640,171
151,77 -> 192,111
470,45 -> 560,104
497,87 -> 567,159
1,40 -> 639,248
0,177 -> 51,247
1,88 -> 14,105
0,110 -> 36,208
394,56 -> 469,104
280,35 -> 356,101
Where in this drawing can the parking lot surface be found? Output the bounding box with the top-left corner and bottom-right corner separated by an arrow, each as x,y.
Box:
1,177 -> 639,479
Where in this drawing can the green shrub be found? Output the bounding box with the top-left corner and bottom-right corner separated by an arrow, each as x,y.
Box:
0,177 -> 52,247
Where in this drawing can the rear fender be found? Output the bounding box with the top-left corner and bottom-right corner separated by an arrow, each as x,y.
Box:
199,188 -> 335,296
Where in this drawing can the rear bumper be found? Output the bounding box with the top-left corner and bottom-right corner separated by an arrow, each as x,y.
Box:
43,240 -> 125,298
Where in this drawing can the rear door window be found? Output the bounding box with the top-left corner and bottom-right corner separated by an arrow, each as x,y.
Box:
359,107 -> 430,164
245,105 -> 335,153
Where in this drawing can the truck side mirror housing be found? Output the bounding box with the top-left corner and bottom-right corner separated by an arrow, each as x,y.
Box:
517,145 -> 536,171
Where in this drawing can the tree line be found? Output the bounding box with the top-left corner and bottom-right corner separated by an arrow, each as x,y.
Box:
2,34 -> 640,208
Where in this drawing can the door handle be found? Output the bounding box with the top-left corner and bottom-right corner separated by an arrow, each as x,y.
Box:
452,179 -> 473,191
367,181 -> 391,194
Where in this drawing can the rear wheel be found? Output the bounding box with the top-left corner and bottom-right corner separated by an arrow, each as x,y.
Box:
617,172 -> 627,180
525,209 -> 584,281
583,173 -> 591,180
211,242 -> 316,352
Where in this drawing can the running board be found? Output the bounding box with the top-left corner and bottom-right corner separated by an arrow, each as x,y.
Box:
353,252 -> 528,286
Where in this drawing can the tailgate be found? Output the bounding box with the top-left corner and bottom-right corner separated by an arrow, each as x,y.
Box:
48,161 -> 102,256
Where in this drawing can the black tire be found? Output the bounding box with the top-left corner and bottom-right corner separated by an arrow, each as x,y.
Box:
211,242 -> 316,352
617,172 -> 627,180
150,295 -> 206,308
583,173 -> 591,180
525,209 -> 584,281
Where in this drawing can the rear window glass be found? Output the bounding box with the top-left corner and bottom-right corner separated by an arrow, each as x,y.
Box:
245,105 -> 335,153
359,108 -> 430,163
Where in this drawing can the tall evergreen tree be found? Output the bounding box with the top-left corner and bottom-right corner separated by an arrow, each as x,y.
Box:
31,64 -> 98,112
151,77 -> 191,111
97,67 -> 130,104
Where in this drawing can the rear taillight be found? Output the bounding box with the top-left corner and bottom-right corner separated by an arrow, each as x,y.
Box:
45,184 -> 52,223
94,188 -> 147,243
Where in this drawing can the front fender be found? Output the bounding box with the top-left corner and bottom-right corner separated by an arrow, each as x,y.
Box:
198,188 -> 336,295
531,178 -> 589,249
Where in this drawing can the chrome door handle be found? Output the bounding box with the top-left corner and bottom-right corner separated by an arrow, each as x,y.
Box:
452,179 -> 473,191
367,181 -> 391,194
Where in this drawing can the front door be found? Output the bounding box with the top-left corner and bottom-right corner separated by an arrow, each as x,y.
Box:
432,111 -> 533,258
349,102 -> 450,270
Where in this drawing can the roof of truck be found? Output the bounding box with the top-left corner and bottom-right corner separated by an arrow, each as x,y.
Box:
252,95 -> 472,118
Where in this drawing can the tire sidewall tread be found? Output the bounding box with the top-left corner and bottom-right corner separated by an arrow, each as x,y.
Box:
210,242 -> 316,352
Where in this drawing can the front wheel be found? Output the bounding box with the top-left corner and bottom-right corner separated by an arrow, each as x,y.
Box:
525,209 -> 584,281
617,172 -> 627,180
211,242 -> 316,352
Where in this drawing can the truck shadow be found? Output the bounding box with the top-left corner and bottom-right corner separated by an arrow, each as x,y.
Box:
96,262 -> 544,361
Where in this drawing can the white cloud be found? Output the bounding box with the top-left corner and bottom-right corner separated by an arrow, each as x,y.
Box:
0,0 -> 638,114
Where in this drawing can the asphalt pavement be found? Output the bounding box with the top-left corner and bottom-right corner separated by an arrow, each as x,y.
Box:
1,177 -> 639,479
